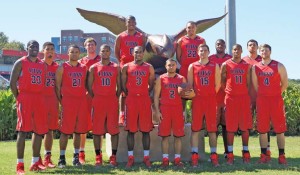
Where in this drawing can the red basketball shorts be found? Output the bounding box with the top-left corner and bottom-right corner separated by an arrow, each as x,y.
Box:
45,95 -> 59,130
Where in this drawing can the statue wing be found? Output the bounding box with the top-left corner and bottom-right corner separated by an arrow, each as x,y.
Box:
76,8 -> 145,35
174,13 -> 228,41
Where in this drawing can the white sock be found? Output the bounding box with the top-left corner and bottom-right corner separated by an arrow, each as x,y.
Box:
228,145 -> 233,152
31,157 -> 39,164
162,154 -> 169,158
175,154 -> 181,158
60,150 -> 66,155
74,149 -> 80,154
17,159 -> 24,163
144,150 -> 150,157
128,151 -> 133,156
44,150 -> 51,155
210,147 -> 217,153
79,148 -> 85,152
192,147 -> 198,153
243,146 -> 249,151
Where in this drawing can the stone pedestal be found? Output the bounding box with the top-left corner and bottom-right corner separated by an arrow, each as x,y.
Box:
106,123 -> 205,162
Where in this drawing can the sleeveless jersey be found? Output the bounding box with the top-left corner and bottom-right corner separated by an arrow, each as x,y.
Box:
43,61 -> 59,96
242,55 -> 262,65
119,31 -> 144,64
126,62 -> 150,95
225,59 -> 250,96
61,62 -> 87,97
255,60 -> 281,96
92,61 -> 118,96
180,35 -> 205,67
160,73 -> 184,105
209,54 -> 232,65
79,55 -> 101,69
18,56 -> 46,93
192,61 -> 216,96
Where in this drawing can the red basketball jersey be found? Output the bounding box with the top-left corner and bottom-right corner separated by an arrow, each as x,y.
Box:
180,35 -> 205,67
92,61 -> 118,96
160,73 -> 184,105
209,54 -> 232,65
18,56 -> 46,93
225,59 -> 250,96
79,55 -> 101,69
61,62 -> 87,97
43,61 -> 59,96
119,31 -> 144,64
255,60 -> 281,96
242,55 -> 262,65
126,62 -> 150,95
192,61 -> 216,96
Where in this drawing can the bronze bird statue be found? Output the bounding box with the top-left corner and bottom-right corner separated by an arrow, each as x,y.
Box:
77,8 -> 226,74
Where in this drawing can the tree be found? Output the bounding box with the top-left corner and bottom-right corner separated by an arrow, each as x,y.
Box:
3,41 -> 25,51
0,32 -> 9,50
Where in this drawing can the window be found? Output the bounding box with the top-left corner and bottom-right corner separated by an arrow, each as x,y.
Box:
62,36 -> 67,42
62,46 -> 67,52
74,36 -> 79,42
101,37 -> 107,42
68,36 -> 73,42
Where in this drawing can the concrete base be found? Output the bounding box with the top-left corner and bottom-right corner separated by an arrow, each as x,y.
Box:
106,123 -> 205,162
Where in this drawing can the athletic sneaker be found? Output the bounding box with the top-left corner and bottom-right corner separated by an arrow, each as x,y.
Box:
95,154 -> 103,166
161,157 -> 169,168
242,151 -> 251,164
29,161 -> 46,171
210,153 -> 220,167
143,156 -> 152,168
58,158 -> 66,168
38,156 -> 47,170
191,153 -> 199,167
79,151 -> 85,164
16,162 -> 25,175
109,155 -> 118,167
44,154 -> 56,168
126,155 -> 134,168
226,153 -> 234,165
73,153 -> 81,166
174,157 -> 184,167
257,153 -> 270,164
278,154 -> 287,165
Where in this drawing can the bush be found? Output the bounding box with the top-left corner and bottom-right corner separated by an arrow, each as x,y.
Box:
283,82 -> 300,135
0,89 -> 17,140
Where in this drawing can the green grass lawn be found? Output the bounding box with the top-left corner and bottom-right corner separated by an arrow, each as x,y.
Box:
1,136 -> 299,175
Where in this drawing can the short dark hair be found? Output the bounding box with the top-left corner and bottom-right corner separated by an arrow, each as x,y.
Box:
27,40 -> 39,48
166,58 -> 177,64
68,44 -> 80,51
186,21 -> 196,26
42,42 -> 54,50
233,44 -> 242,50
100,44 -> 111,51
126,15 -> 136,21
216,39 -> 225,45
247,39 -> 258,46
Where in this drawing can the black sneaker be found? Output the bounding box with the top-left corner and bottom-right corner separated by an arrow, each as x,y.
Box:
73,153 -> 82,166
58,158 -> 66,168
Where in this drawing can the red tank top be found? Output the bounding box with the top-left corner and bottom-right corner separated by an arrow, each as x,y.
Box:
119,31 -> 144,65
61,62 -> 87,97
92,62 -> 118,96
192,61 -> 216,96
255,60 -> 281,96
225,59 -> 250,96
126,62 -> 150,96
180,35 -> 205,67
160,73 -> 184,105
44,61 -> 59,96
242,55 -> 262,65
209,54 -> 232,65
18,56 -> 46,93
79,55 -> 101,69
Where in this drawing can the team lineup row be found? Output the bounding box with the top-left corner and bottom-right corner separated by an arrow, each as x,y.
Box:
11,16 -> 288,175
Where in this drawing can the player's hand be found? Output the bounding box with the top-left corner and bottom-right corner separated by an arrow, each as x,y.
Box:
153,111 -> 163,124
182,89 -> 196,99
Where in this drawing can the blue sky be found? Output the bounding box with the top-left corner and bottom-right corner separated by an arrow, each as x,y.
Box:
1,0 -> 299,78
